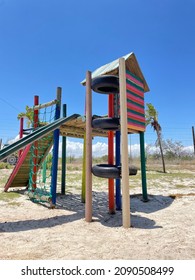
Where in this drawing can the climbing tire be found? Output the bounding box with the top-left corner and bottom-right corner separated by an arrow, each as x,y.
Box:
92,117 -> 120,130
91,75 -> 119,94
92,164 -> 120,179
118,165 -> 138,176
92,164 -> 137,179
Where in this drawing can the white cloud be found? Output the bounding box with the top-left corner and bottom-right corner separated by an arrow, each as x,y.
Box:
59,140 -> 108,158
128,143 -> 141,157
60,140 -> 143,158
182,145 -> 193,153
92,142 -> 108,157
7,135 -> 20,144
66,140 -> 83,157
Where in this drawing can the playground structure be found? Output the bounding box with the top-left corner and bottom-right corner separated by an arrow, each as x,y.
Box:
0,52 -> 149,228
82,53 -> 149,228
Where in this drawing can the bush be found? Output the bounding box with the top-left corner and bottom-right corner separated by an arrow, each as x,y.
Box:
0,162 -> 12,169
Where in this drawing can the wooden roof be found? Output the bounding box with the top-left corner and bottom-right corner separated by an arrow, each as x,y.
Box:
81,52 -> 149,93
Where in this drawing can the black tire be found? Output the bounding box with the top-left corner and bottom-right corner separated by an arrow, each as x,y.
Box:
91,75 -> 119,94
92,164 -> 137,179
7,155 -> 18,165
92,164 -> 120,179
92,117 -> 120,131
118,165 -> 138,176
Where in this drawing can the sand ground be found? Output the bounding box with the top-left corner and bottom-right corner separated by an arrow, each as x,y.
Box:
0,169 -> 195,260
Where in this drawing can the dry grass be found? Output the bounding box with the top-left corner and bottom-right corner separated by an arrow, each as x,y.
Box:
1,158 -> 195,195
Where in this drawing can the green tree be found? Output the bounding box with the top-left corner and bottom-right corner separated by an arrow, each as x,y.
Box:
17,105 -> 33,128
145,103 -> 166,173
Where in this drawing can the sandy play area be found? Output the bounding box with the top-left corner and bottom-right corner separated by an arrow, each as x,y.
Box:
0,168 -> 195,260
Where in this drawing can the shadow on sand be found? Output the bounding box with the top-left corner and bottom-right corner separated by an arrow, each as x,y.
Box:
0,190 -> 174,232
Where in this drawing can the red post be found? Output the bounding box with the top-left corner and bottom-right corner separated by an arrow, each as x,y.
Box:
19,117 -> 24,157
108,94 -> 115,214
32,95 -> 39,190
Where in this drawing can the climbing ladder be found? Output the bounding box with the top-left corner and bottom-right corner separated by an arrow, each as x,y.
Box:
4,135 -> 53,190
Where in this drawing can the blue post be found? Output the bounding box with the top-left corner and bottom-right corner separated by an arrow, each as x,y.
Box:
115,130 -> 121,210
51,87 -> 61,205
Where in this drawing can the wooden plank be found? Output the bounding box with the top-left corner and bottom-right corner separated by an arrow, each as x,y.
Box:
119,57 -> 130,229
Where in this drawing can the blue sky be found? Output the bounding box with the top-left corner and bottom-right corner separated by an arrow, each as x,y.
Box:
0,0 -> 195,154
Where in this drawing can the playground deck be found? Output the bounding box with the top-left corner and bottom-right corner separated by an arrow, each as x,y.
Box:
2,114 -> 113,191
59,114 -> 140,138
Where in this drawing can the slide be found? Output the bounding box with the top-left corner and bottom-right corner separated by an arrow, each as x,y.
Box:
0,114 -> 79,162
2,114 -> 80,191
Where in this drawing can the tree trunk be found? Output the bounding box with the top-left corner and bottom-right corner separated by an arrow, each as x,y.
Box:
156,130 -> 166,173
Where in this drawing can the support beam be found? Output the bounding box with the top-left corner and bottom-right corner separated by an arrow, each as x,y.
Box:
115,130 -> 121,210
139,131 -> 148,202
19,117 -> 24,157
61,104 -> 67,195
119,58 -> 130,228
108,94 -> 115,214
85,71 -> 93,222
81,133 -> 86,203
51,87 -> 61,206
32,95 -> 39,190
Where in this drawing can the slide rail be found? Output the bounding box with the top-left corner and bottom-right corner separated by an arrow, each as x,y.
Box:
0,114 -> 80,162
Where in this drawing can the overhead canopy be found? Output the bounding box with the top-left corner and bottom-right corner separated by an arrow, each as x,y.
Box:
81,52 -> 149,93
60,115 -> 108,138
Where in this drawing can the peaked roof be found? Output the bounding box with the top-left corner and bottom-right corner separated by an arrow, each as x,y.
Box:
81,52 -> 149,93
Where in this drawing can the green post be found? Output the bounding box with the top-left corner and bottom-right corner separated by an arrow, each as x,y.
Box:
42,158 -> 47,183
61,104 -> 67,195
139,131 -> 148,202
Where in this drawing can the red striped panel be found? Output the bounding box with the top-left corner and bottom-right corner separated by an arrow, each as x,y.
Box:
126,72 -> 144,89
127,122 -> 145,131
126,83 -> 144,98
127,102 -> 145,115
126,70 -> 145,132
127,112 -> 145,122
127,92 -> 144,106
